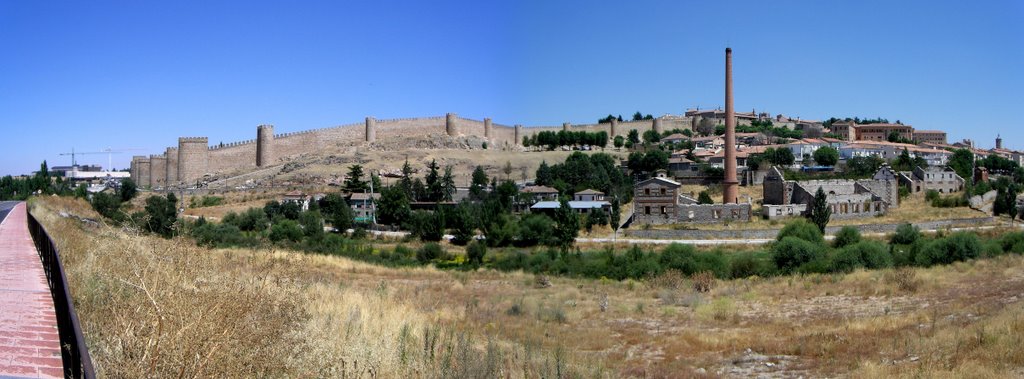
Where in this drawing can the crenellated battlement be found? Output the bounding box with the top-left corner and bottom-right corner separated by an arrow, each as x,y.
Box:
178,137 -> 209,144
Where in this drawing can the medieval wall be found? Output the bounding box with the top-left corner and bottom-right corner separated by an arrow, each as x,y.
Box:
144,114 -> 695,186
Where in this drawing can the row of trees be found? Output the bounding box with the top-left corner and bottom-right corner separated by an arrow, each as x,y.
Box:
522,130 -> 609,150
537,152 -> 635,201
596,112 -> 653,124
0,161 -> 80,200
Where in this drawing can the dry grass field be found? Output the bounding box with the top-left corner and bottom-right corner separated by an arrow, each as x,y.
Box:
32,196 -> 1024,377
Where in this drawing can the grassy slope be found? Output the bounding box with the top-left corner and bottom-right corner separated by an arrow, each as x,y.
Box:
32,196 -> 1024,377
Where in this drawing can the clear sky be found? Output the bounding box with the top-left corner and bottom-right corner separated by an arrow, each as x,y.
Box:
1,1 -> 1022,175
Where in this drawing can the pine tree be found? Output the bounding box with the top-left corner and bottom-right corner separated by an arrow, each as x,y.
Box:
808,187 -> 832,234
441,166 -> 456,202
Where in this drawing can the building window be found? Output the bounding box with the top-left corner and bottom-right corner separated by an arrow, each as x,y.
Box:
660,206 -> 666,214
713,210 -> 721,219
645,206 -> 651,215
660,188 -> 666,195
731,209 -> 739,218
645,188 -> 650,195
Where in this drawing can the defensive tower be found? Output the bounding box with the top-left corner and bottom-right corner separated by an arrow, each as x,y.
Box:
484,118 -> 492,140
365,117 -> 376,143
257,124 -> 274,167
446,113 -> 457,137
149,154 -> 167,188
165,147 -> 178,184
178,137 -> 209,184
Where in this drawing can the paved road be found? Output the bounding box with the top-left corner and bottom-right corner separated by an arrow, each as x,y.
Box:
0,201 -> 18,224
0,202 -> 64,378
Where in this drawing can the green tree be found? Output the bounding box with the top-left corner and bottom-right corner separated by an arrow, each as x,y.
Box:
632,111 -> 644,121
90,192 -> 123,221
424,159 -> 442,202
119,178 -> 138,202
318,193 -> 353,231
697,191 -> 714,204
448,204 -> 475,246
553,197 -> 579,251
441,165 -> 456,202
776,218 -> 824,243
377,186 -> 411,226
470,166 -> 489,200
298,210 -> 325,239
535,160 -> 553,186
466,240 -> 486,265
808,187 -> 832,234
408,210 -> 444,242
642,129 -> 661,144
949,148 -> 975,182
610,197 -> 621,237
73,183 -> 88,199
613,135 -> 625,149
344,164 -> 368,192
235,207 -> 269,232
627,129 -> 640,145
891,223 -> 921,245
503,161 -> 513,181
144,193 -> 178,238
269,219 -> 303,243
813,146 -> 839,167
833,226 -> 861,248
772,236 -> 825,273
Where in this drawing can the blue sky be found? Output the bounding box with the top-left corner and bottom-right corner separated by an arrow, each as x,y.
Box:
1,1 -> 1021,175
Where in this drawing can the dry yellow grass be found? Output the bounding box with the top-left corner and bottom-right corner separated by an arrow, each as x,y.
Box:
29,196 -> 1024,377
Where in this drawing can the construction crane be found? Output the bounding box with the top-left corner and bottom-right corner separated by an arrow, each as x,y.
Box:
58,147 -> 144,171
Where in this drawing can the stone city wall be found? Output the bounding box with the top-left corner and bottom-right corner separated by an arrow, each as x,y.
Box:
133,115 -> 693,185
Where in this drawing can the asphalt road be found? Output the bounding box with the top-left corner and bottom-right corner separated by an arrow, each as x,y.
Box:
0,201 -> 18,225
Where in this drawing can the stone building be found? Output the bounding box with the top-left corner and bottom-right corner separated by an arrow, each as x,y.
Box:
898,166 -> 964,194
913,130 -> 947,145
530,190 -> 611,215
762,165 -> 899,220
632,175 -> 752,225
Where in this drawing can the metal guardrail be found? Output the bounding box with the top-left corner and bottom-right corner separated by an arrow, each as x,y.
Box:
26,212 -> 96,379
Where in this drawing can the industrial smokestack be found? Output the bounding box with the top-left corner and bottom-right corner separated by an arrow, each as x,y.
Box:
723,47 -> 739,204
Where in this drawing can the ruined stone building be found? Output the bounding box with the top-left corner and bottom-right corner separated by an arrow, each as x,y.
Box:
762,165 -> 899,220
898,166 -> 964,194
632,174 -> 752,225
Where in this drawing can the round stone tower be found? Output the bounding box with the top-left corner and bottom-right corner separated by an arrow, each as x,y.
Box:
653,117 -> 664,135
484,118 -> 492,140
130,155 -> 145,183
257,124 -> 274,167
446,113 -> 458,137
610,118 -> 618,137
514,124 -> 523,146
177,137 -> 209,184
137,156 -> 151,189
563,122 -> 571,131
149,154 -> 167,188
365,117 -> 376,143
165,147 -> 178,185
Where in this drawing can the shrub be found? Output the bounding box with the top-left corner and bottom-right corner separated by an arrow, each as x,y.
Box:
916,232 -> 981,266
925,189 -> 940,202
884,267 -> 919,292
772,236 -> 825,273
832,240 -> 892,272
1000,231 -> 1024,254
268,219 -> 303,243
90,192 -> 123,221
776,218 -> 824,243
890,223 -> 920,245
416,243 -> 444,263
659,244 -> 728,278
692,271 -> 716,293
466,240 -> 487,265
191,222 -> 250,248
728,251 -> 773,278
833,226 -> 861,248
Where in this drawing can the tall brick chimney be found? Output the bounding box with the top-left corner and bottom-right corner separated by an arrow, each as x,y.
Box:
723,47 -> 739,204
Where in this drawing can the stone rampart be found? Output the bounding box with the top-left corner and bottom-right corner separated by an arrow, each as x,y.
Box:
137,157 -> 151,188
